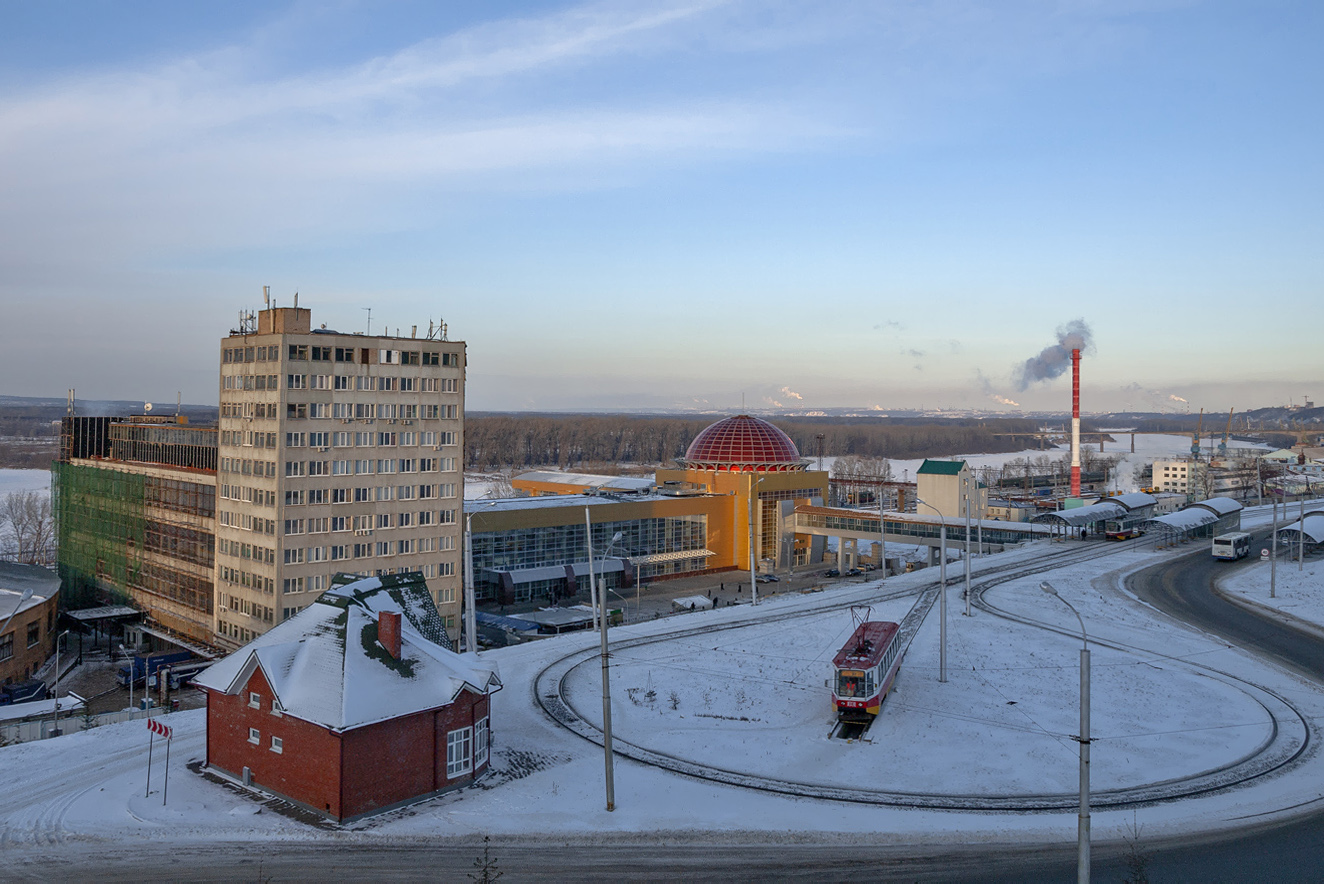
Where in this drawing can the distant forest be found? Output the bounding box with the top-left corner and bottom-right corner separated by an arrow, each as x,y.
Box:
464,414 -> 1041,471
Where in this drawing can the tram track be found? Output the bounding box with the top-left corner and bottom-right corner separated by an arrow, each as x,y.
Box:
534,539 -> 1315,812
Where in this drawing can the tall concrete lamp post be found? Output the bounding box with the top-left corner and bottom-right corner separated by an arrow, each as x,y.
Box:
596,531 -> 623,811
1040,580 -> 1090,884
915,496 -> 947,683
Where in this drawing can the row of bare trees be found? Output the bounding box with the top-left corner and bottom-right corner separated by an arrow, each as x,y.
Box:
465,415 -> 1028,471
0,490 -> 55,566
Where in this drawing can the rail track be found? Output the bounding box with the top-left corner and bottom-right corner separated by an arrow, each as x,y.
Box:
534,540 -> 1314,812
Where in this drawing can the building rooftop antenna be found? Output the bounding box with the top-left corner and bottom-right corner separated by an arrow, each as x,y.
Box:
363,307 -> 372,336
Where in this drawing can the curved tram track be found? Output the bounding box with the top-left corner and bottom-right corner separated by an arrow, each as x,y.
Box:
535,539 -> 1316,812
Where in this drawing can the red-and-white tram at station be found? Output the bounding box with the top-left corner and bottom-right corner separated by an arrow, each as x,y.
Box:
832,619 -> 904,722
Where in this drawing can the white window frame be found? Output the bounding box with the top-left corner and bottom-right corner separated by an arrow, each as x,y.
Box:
248,691 -> 261,708
248,727 -> 260,744
447,726 -> 473,778
270,735 -> 283,754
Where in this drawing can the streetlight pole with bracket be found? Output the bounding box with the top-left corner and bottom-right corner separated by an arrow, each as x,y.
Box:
1040,580 -> 1091,884
915,495 -> 947,683
593,531 -> 624,812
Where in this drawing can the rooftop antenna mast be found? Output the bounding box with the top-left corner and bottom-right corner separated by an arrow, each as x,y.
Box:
363,307 -> 372,336
263,285 -> 270,309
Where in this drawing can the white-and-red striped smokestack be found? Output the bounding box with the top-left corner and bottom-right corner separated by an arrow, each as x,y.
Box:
1071,348 -> 1081,498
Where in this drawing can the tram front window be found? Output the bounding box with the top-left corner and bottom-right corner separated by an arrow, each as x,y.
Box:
837,671 -> 866,698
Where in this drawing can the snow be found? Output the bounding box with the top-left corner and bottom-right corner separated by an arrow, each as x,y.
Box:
1219,499 -> 1324,632
4,531 -> 1323,857
0,468 -> 50,498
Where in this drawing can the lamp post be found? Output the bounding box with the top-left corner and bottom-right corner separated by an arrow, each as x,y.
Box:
963,475 -> 972,617
463,500 -> 501,654
1039,580 -> 1090,884
877,485 -> 886,584
597,531 -> 623,811
50,629 -> 70,737
916,495 -> 947,683
748,475 -> 763,606
1271,495 -> 1278,599
119,643 -> 134,713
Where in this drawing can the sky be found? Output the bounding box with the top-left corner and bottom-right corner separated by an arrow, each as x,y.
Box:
1,0 -> 1320,414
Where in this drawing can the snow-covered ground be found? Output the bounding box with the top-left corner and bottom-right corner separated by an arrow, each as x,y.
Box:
0,468 -> 50,498
1220,499 -> 1324,632
2,536 -> 1321,856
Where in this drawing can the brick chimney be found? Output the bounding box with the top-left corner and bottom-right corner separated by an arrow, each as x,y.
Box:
378,610 -> 402,660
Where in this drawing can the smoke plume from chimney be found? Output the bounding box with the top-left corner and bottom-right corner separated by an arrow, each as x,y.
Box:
1014,320 -> 1094,391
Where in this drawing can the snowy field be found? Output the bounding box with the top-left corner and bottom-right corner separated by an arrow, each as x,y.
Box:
0,468 -> 50,498
2,536 -> 1322,858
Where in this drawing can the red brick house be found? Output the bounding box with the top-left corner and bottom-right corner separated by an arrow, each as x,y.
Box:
194,572 -> 501,822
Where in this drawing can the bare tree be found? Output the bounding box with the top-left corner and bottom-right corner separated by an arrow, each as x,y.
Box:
0,490 -> 55,565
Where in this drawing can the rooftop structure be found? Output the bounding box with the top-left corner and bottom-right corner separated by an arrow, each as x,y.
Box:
682,415 -> 806,472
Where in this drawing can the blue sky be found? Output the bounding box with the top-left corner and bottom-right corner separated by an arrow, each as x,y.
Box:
1,0 -> 1320,413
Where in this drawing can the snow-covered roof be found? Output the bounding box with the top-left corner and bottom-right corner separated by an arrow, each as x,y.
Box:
1144,508 -> 1219,533
1111,492 -> 1158,511
0,562 -> 59,621
1279,510 -> 1324,545
1031,500 -> 1127,527
1192,497 -> 1243,517
515,471 -> 655,492
192,573 -> 500,733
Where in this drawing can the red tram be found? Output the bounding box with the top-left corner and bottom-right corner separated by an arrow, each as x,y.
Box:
832,619 -> 904,722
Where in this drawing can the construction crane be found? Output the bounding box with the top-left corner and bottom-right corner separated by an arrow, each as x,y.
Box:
1218,408 -> 1234,457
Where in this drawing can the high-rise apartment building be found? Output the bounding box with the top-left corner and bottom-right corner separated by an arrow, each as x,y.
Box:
215,305 -> 465,648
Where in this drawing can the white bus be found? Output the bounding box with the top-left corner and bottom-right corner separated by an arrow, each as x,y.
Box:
1212,532 -> 1252,561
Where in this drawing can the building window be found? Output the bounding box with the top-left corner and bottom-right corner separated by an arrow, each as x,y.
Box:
447,727 -> 473,778
475,717 -> 489,768
249,691 -> 261,708
27,621 -> 40,648
271,699 -> 283,717
248,727 -> 260,744
0,632 -> 12,661
270,736 -> 283,753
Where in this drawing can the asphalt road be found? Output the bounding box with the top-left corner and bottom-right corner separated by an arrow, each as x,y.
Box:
1120,532 -> 1324,882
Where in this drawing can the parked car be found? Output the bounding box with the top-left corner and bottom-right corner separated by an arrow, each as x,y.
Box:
755,574 -> 779,584
823,568 -> 840,578
846,568 -> 863,577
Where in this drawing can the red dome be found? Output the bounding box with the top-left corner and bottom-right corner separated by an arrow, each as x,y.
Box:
683,415 -> 804,472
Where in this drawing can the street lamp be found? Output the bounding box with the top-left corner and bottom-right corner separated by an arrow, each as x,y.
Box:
0,586 -> 34,635
1039,580 -> 1090,884
877,484 -> 886,584
463,500 -> 502,654
748,475 -> 764,606
119,643 -> 134,713
596,531 -> 623,812
963,475 -> 972,617
915,495 -> 947,684
50,628 -> 70,737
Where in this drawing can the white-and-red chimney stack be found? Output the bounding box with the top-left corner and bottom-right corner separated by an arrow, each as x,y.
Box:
1071,348 -> 1081,498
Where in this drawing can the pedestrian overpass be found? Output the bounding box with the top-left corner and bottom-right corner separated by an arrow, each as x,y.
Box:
786,504 -> 1053,570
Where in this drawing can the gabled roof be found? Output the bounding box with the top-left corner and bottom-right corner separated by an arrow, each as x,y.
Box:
193,573 -> 500,733
918,459 -> 966,475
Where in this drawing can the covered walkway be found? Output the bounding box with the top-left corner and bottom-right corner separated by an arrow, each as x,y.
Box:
1142,497 -> 1243,546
